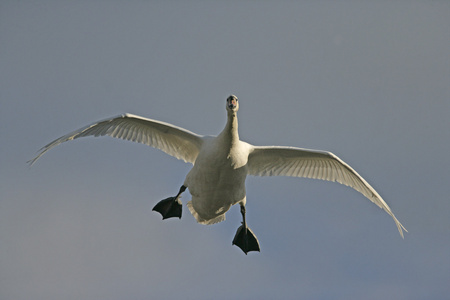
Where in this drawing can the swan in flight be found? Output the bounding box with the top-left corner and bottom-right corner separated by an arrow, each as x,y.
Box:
29,95 -> 406,254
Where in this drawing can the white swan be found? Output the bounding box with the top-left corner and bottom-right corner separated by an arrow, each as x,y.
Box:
29,95 -> 406,254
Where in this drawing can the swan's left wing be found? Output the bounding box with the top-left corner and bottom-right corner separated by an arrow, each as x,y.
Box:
247,146 -> 406,237
28,113 -> 204,166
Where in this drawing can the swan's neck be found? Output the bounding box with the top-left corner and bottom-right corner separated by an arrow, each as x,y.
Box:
219,111 -> 239,145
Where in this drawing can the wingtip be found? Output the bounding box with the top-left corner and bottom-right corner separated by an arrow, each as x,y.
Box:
27,150 -> 45,167
26,156 -> 39,167
396,220 -> 407,239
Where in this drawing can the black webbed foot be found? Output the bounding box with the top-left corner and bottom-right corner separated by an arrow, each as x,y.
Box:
152,197 -> 182,219
152,185 -> 186,220
232,224 -> 260,254
232,204 -> 260,254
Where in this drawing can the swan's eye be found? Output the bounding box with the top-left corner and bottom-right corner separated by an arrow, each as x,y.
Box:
227,96 -> 238,102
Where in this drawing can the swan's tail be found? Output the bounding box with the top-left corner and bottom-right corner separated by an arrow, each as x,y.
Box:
187,201 -> 226,225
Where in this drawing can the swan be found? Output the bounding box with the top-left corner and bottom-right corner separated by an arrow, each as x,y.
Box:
29,95 -> 406,254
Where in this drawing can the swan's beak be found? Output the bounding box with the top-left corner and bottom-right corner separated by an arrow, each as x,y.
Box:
227,95 -> 238,110
228,101 -> 237,110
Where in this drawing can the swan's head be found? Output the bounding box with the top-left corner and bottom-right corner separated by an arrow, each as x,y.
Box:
226,95 -> 239,112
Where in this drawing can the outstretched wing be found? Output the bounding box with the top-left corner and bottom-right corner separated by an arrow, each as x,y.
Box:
29,113 -> 204,165
247,146 -> 406,237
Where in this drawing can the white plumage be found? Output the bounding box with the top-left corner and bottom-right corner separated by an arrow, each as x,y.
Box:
29,95 -> 406,253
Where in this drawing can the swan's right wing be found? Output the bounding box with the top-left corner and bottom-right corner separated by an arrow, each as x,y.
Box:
247,146 -> 406,238
28,113 -> 204,166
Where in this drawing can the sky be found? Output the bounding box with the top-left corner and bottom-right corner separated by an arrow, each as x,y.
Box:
1,1 -> 449,299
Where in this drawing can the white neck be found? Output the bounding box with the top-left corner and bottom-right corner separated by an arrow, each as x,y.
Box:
219,110 -> 239,145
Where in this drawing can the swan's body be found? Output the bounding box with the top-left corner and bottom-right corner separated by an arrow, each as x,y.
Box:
185,107 -> 250,225
29,95 -> 406,253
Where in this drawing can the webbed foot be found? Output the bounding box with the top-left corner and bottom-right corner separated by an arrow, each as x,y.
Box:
232,224 -> 260,254
152,185 -> 186,220
232,204 -> 260,254
152,197 -> 182,219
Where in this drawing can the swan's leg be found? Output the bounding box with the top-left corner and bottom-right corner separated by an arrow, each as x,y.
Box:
232,204 -> 260,254
152,185 -> 186,220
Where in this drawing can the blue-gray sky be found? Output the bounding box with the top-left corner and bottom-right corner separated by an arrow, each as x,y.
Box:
1,1 -> 449,299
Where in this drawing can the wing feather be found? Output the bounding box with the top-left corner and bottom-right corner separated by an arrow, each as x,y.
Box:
248,146 -> 406,237
28,113 -> 204,165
